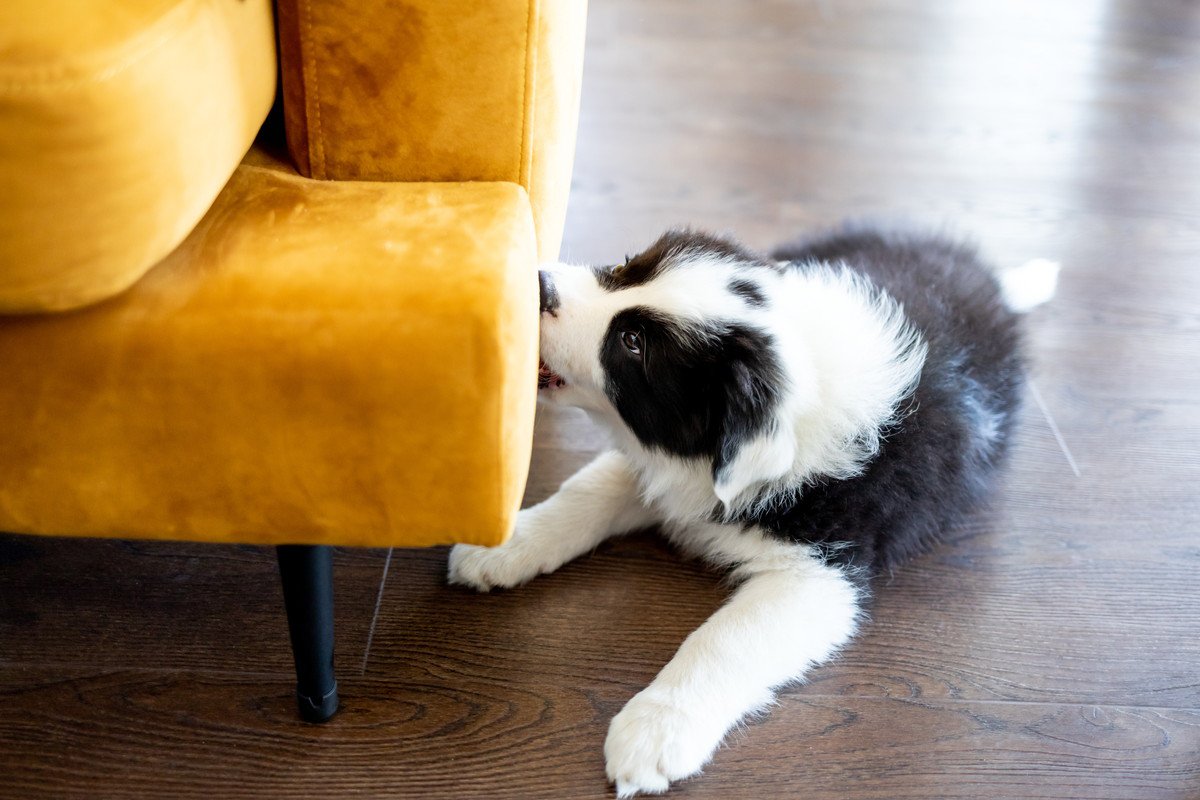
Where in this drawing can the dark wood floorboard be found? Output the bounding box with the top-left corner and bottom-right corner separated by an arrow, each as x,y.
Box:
2,0 -> 1199,797
2,665 -> 1197,800
0,540 -> 387,675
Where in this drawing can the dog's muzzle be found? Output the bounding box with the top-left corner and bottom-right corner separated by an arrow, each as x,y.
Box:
539,269 -> 560,315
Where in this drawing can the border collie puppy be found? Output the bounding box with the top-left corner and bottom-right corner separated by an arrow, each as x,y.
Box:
448,224 -> 1058,797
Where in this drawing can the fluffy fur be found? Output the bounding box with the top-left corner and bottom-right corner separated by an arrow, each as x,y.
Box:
448,223 -> 1058,796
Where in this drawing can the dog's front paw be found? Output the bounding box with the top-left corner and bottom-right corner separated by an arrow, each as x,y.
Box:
446,542 -> 540,592
605,689 -> 723,797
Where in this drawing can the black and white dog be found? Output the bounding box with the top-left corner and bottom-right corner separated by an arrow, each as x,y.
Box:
448,224 -> 1058,797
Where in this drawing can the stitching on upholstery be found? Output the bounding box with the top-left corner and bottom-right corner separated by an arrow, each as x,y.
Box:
302,0 -> 326,177
0,0 -> 203,93
518,0 -> 538,187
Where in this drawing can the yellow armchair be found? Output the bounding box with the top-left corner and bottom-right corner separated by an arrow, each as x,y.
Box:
0,0 -> 587,721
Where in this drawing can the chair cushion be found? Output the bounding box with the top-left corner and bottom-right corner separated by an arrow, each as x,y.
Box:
275,0 -> 587,262
0,0 -> 277,313
0,150 -> 538,548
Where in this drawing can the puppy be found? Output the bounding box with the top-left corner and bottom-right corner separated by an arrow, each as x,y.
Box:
448,224 -> 1059,796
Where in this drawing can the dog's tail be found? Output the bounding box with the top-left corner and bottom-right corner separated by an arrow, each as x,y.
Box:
999,258 -> 1060,313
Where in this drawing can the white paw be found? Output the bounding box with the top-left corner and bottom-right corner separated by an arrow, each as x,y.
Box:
446,542 -> 541,592
604,690 -> 723,797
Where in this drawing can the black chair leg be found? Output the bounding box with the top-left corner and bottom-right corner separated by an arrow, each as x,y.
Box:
276,544 -> 339,723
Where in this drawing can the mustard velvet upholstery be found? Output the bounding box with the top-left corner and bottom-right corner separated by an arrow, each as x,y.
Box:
276,0 -> 587,261
0,151 -> 539,548
0,0 -> 278,313
0,0 -> 585,549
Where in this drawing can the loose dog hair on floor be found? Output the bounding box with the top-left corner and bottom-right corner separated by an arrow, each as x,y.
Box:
449,223 -> 1059,797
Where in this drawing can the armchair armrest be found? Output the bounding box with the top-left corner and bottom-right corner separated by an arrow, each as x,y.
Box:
0,156 -> 539,548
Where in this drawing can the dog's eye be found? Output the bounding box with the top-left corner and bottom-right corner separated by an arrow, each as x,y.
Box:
620,330 -> 643,356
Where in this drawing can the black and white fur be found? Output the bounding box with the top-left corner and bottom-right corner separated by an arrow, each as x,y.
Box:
448,224 -> 1059,797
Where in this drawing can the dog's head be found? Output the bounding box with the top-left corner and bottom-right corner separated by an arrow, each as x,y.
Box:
538,230 -> 808,509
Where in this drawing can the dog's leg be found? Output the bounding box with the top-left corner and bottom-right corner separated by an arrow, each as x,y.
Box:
448,450 -> 657,592
604,525 -> 861,797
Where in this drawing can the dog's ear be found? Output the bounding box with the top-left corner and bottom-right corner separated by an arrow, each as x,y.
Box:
711,352 -> 795,511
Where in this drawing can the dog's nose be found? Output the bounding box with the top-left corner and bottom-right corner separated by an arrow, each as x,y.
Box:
539,270 -> 560,315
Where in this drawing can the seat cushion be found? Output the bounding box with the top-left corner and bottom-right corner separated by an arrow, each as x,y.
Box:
0,150 -> 539,548
0,0 -> 277,313
275,0 -> 587,262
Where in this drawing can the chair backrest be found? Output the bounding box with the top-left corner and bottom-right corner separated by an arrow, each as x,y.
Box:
0,0 -> 277,314
275,0 -> 588,261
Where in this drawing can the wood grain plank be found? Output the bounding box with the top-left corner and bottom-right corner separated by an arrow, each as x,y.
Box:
0,537 -> 387,674
0,667 -> 1195,800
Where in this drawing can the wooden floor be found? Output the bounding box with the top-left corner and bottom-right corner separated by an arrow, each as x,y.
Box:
3,1 -> 1199,797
